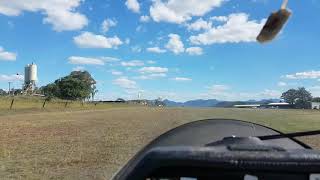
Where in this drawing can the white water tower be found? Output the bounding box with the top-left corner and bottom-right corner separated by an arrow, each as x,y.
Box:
24,63 -> 37,92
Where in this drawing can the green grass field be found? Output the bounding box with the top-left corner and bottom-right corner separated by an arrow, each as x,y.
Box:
1,107 -> 320,179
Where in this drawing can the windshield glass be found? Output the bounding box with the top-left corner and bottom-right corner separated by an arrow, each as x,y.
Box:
0,0 -> 320,179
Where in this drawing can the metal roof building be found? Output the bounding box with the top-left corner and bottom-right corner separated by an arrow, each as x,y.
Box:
234,104 -> 261,108
312,102 -> 320,109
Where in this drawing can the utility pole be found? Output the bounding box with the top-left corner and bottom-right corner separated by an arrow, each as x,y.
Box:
8,82 -> 12,96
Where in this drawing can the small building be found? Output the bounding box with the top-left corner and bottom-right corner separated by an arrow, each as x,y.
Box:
234,104 -> 261,109
116,98 -> 126,103
312,102 -> 320,110
267,102 -> 293,109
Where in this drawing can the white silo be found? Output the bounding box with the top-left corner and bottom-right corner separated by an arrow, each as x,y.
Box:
29,63 -> 37,82
24,63 -> 37,92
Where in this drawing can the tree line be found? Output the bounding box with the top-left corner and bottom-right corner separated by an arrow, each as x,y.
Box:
0,71 -> 97,101
281,87 -> 320,109
1,72 -> 320,108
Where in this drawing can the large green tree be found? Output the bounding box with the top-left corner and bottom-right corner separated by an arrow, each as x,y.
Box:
41,83 -> 58,98
281,87 -> 312,109
281,89 -> 297,105
42,71 -> 96,100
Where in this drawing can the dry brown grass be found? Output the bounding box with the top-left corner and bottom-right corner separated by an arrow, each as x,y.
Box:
1,107 -> 320,179
0,96 -> 134,112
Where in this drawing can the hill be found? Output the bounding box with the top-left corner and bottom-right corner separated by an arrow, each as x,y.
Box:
163,99 -> 280,107
163,99 -> 220,107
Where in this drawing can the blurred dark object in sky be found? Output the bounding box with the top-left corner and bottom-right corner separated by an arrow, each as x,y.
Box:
257,0 -> 291,43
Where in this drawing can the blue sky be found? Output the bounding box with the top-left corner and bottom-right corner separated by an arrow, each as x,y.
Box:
0,0 -> 320,101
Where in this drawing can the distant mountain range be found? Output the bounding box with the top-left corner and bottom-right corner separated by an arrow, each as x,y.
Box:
163,99 -> 281,107
163,99 -> 220,107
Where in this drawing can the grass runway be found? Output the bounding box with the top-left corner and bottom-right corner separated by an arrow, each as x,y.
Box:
1,107 -> 320,179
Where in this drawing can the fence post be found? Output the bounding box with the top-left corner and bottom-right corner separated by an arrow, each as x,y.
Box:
9,98 -> 15,110
64,102 -> 68,108
42,99 -> 47,108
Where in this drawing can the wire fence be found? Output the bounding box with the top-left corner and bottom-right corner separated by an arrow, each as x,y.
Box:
0,96 -> 128,111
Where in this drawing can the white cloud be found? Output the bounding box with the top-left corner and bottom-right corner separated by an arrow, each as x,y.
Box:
0,74 -> 23,81
121,60 -> 144,67
131,46 -> 142,53
0,0 -> 88,31
259,89 -> 281,98
210,16 -> 228,22
166,34 -> 185,54
139,67 -> 168,74
149,73 -> 167,78
190,13 -> 265,45
203,84 -> 281,101
133,90 -> 182,101
136,25 -> 143,32
125,0 -> 140,13
43,9 -> 88,32
72,66 -> 85,71
171,77 -> 192,81
208,84 -> 230,93
147,60 -> 156,64
149,39 -> 204,56
0,46 -> 17,61
277,81 -> 287,87
206,84 -> 234,98
136,73 -> 167,80
100,56 -> 120,62
150,0 -> 226,24
201,84 -> 234,100
101,18 -> 117,33
284,71 -> 320,80
111,70 -> 123,76
68,56 -> 105,65
147,47 -> 167,53
125,38 -> 130,44
187,18 -> 212,31
73,32 -> 123,49
113,77 -> 137,89
186,47 -> 203,55
140,15 -> 150,22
